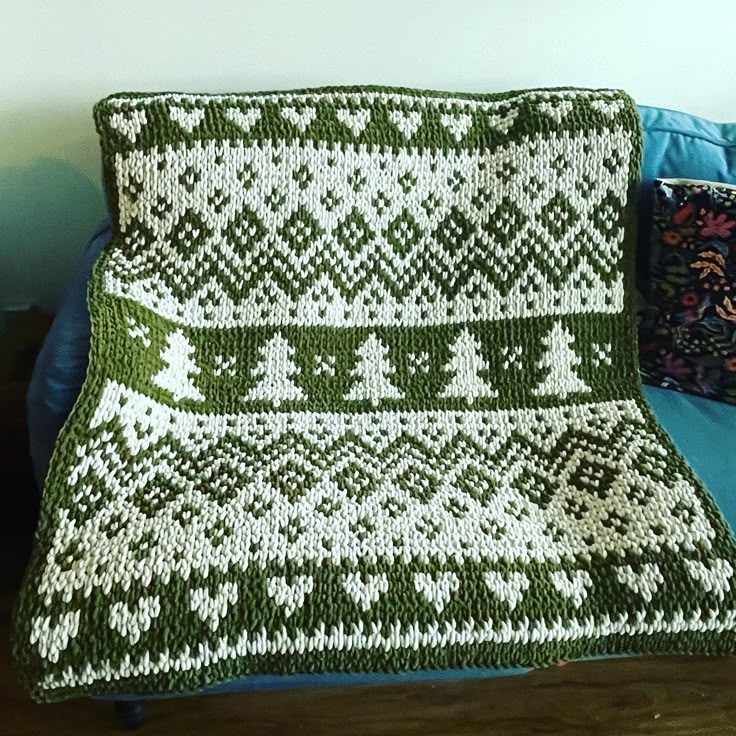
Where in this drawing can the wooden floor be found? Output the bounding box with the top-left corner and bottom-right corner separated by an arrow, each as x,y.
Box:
3,541 -> 735,736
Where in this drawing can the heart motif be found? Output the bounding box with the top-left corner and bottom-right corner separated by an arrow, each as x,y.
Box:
551,570 -> 592,608
389,110 -> 423,139
30,610 -> 81,663
109,110 -> 147,143
342,572 -> 389,611
590,99 -> 625,117
109,596 -> 161,644
225,108 -> 262,133
168,106 -> 206,133
484,571 -> 529,610
267,575 -> 314,617
336,108 -> 372,137
190,581 -> 239,630
280,106 -> 317,132
686,558 -> 733,600
538,100 -> 574,124
414,572 -> 460,613
440,113 -> 473,141
488,109 -> 518,134
616,563 -> 664,602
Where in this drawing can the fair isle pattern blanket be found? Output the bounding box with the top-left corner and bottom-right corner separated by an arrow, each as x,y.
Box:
15,87 -> 736,701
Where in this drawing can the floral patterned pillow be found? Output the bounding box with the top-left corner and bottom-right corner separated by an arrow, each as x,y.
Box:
639,178 -> 736,403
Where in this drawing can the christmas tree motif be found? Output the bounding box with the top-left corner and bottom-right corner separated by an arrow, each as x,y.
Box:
441,329 -> 498,403
533,322 -> 591,398
152,330 -> 205,402
245,333 -> 305,406
344,334 -> 404,405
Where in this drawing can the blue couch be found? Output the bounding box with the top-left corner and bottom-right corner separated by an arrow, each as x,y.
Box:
26,104 -> 736,704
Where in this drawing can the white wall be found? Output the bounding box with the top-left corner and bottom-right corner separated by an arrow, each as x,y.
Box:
2,0 -> 736,310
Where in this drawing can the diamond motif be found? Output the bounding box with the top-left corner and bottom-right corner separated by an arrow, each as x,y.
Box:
433,206 -> 474,254
484,197 -> 526,243
567,455 -> 616,500
398,466 -> 439,503
456,465 -> 497,505
540,192 -> 579,238
224,207 -> 266,252
385,210 -> 423,256
591,190 -> 624,238
333,209 -> 374,256
270,460 -> 318,502
333,460 -> 377,500
170,212 -> 211,253
278,210 -> 324,254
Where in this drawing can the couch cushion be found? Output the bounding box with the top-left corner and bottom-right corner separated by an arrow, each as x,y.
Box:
643,385 -> 736,526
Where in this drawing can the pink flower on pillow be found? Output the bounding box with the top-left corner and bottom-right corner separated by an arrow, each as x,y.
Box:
700,212 -> 735,239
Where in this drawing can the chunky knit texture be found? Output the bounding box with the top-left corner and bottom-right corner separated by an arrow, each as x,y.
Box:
14,87 -> 736,701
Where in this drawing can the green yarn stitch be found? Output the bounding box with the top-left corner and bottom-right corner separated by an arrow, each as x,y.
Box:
13,86 -> 736,702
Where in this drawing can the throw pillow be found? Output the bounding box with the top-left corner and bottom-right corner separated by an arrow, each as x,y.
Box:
640,178 -> 736,402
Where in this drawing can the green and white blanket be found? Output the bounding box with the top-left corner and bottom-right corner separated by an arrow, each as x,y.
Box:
15,87 -> 736,701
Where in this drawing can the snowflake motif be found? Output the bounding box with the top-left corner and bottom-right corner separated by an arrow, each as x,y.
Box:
265,187 -> 287,211
213,354 -> 237,377
398,171 -> 417,194
407,351 -> 431,375
501,344 -> 524,369
592,343 -> 612,367
313,354 -> 337,377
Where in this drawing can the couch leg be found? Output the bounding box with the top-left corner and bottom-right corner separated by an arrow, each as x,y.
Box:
114,700 -> 145,730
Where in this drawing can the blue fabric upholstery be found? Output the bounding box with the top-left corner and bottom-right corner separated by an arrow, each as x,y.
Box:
27,220 -> 111,485
636,105 -> 736,291
27,104 -> 736,697
643,386 -> 736,526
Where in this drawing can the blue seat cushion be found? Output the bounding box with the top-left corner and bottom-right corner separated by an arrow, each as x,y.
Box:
636,105 -> 736,292
643,385 -> 736,525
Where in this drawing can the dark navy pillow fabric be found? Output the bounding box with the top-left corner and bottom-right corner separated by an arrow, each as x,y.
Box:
640,179 -> 736,403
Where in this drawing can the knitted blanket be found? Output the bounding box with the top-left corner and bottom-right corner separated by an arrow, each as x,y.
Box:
15,87 -> 736,701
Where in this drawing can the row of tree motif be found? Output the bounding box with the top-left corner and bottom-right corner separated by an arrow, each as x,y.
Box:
152,323 -> 591,405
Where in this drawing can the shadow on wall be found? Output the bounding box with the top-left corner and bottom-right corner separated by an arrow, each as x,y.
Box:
0,157 -> 105,314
